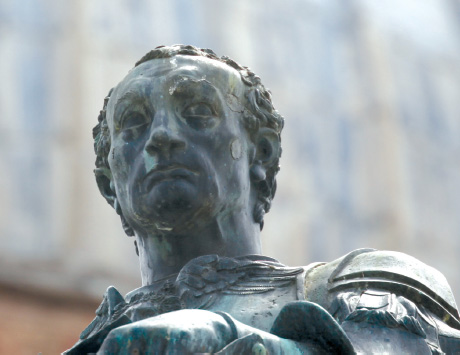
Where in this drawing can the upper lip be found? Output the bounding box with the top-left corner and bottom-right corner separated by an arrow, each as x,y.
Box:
143,165 -> 197,188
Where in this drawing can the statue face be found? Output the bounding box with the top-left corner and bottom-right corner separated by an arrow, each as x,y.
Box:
106,55 -> 253,234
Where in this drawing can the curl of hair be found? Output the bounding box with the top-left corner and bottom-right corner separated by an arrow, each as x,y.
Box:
93,89 -> 112,169
94,45 -> 284,231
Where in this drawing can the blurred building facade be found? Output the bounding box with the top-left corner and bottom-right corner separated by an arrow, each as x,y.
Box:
1,0 -> 460,352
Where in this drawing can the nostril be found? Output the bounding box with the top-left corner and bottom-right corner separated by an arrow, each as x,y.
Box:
151,130 -> 169,147
145,128 -> 186,154
171,139 -> 186,150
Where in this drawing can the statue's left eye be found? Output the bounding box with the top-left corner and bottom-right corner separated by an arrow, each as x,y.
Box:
182,103 -> 216,129
183,103 -> 214,117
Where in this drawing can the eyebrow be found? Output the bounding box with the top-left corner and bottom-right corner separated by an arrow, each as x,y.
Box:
115,89 -> 145,106
112,89 -> 148,128
169,78 -> 218,98
112,76 -> 220,121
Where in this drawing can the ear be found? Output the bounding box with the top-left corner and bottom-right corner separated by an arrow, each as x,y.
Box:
250,128 -> 280,230
250,128 -> 280,180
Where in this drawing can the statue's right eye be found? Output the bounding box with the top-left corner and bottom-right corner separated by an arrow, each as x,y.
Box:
121,112 -> 150,130
118,111 -> 151,141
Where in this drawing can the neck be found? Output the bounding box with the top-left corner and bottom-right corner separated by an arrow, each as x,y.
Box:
135,211 -> 261,285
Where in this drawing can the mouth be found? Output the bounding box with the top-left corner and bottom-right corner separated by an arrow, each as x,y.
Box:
143,165 -> 197,190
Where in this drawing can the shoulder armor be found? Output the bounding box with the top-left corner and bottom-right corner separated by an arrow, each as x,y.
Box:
304,249 -> 460,330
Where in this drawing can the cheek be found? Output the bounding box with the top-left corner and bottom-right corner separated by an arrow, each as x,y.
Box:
109,144 -> 137,189
214,140 -> 251,187
110,140 -> 142,166
229,138 -> 252,189
109,146 -> 126,174
230,138 -> 243,160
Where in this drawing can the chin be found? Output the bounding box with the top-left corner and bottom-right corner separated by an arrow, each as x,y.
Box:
137,180 -> 205,233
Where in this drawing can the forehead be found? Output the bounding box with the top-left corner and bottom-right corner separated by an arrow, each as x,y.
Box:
111,55 -> 245,101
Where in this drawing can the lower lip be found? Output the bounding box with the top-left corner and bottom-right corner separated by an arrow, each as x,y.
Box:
145,169 -> 195,189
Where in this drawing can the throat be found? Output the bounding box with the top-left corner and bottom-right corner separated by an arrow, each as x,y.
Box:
135,214 -> 261,286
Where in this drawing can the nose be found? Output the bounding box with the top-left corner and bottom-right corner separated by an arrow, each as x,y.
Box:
144,113 -> 186,155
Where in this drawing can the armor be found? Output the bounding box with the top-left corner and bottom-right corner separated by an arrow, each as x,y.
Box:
67,249 -> 460,353
304,249 -> 460,353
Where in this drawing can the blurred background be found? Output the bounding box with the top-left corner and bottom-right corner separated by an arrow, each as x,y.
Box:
1,0 -> 460,353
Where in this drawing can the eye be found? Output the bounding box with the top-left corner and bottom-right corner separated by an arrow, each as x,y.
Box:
183,102 -> 213,117
182,103 -> 217,129
119,111 -> 151,141
121,112 -> 150,130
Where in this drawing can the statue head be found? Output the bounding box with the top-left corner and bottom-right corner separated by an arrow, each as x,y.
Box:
93,45 -> 284,239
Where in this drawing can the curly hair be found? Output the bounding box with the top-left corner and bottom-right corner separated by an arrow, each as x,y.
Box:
93,44 -> 284,232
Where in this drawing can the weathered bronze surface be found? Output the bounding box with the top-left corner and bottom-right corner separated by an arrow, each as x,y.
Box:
66,45 -> 460,354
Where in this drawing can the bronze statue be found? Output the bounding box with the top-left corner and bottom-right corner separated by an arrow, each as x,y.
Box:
66,45 -> 460,354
